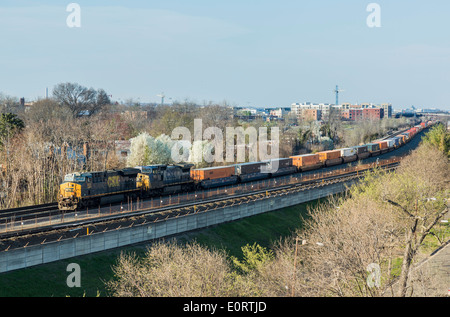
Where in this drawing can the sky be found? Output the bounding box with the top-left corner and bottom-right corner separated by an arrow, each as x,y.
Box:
0,0 -> 449,110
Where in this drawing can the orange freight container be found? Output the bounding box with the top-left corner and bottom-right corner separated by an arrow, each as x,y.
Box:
375,141 -> 388,150
290,154 -> 320,168
190,166 -> 235,181
318,150 -> 341,162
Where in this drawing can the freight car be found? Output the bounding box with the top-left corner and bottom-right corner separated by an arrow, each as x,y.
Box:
340,148 -> 358,163
390,137 -> 401,148
263,158 -> 297,177
366,143 -> 381,156
234,162 -> 269,183
318,150 -> 343,167
290,154 -> 323,172
374,141 -> 389,154
351,145 -> 370,160
190,165 -> 238,189
385,139 -> 395,150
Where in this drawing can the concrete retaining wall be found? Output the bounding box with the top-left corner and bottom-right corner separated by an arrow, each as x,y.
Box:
0,180 -> 355,273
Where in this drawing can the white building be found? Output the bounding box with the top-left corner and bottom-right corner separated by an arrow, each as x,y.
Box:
291,102 -> 335,120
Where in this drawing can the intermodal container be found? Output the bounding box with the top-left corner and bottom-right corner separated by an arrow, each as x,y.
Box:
340,148 -> 357,157
234,162 -> 265,175
191,166 -> 235,181
391,137 -> 401,147
263,158 -> 292,169
318,150 -> 341,162
375,141 -> 388,150
352,145 -> 368,155
366,143 -> 380,152
385,139 -> 395,148
290,154 -> 320,168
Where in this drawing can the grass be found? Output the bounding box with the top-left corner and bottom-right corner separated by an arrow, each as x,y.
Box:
0,200 -> 316,297
420,222 -> 450,254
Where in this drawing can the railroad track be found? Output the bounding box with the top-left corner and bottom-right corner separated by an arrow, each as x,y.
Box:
0,203 -> 59,222
379,126 -> 415,141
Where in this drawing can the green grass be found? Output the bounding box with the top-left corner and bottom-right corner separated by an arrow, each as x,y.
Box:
0,200 -> 316,297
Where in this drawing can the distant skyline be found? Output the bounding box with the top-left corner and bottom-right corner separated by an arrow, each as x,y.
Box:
1,0 -> 449,110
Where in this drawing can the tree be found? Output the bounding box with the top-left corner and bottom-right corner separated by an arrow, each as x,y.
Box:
422,123 -> 450,157
24,98 -> 71,123
188,140 -> 214,168
231,243 -> 274,275
127,132 -> 174,166
380,143 -> 450,296
53,82 -> 110,117
96,89 -> 111,109
0,113 -> 24,144
107,241 -> 235,297
297,128 -> 312,148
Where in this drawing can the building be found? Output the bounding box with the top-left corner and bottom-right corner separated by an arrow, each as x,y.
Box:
301,109 -> 322,121
292,101 -> 392,122
291,102 -> 333,121
380,103 -> 393,118
363,108 -> 383,120
269,108 -> 287,118
341,109 -> 363,121
341,107 -> 383,121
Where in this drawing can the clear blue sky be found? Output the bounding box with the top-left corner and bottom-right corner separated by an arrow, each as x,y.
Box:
1,0 -> 449,110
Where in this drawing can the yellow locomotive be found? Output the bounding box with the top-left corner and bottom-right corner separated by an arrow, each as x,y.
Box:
58,164 -> 194,211
58,168 -> 141,210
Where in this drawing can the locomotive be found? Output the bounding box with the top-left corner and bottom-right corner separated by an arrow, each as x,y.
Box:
59,168 -> 141,210
59,164 -> 194,210
58,122 -> 431,211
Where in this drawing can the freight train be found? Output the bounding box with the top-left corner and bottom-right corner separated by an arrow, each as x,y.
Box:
58,122 -> 431,210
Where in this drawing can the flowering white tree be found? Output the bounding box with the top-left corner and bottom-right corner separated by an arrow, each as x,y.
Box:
128,133 -> 220,168
188,140 -> 214,168
127,132 -> 174,166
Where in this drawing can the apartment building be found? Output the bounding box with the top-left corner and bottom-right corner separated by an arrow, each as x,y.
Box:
291,101 -> 392,122
291,102 -> 333,121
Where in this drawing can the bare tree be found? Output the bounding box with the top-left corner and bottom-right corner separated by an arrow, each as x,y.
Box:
53,82 -> 110,117
380,143 -> 450,297
107,240 -> 237,297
